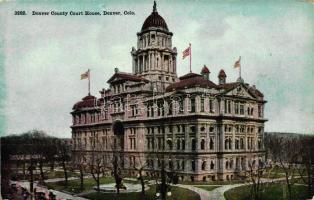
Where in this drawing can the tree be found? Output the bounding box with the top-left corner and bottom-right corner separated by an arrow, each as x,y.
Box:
89,131 -> 107,192
297,136 -> 314,198
267,134 -> 299,200
57,139 -> 71,187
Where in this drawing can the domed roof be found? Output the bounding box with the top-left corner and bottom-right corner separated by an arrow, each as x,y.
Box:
73,95 -> 97,110
141,1 -> 168,31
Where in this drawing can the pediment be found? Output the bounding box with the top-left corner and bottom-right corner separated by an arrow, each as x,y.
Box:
226,85 -> 256,99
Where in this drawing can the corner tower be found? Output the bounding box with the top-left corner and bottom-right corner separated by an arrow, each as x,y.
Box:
131,1 -> 178,93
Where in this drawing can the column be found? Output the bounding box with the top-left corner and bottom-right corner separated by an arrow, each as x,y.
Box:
142,55 -> 145,72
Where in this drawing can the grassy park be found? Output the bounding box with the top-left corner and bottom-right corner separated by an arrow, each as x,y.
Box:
224,183 -> 308,200
82,185 -> 201,200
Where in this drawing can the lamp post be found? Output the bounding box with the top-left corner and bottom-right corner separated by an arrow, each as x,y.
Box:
155,161 -> 172,200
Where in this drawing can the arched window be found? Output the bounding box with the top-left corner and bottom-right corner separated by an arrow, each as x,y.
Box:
209,138 -> 214,150
182,139 -> 185,150
240,138 -> 244,149
177,139 -> 180,150
191,139 -> 196,151
210,161 -> 215,169
201,139 -> 205,150
228,138 -> 232,149
225,161 -> 229,169
191,160 -> 195,171
167,139 -> 173,150
202,161 -> 206,170
225,138 -> 228,150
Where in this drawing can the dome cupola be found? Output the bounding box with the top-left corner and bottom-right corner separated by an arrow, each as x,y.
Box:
141,1 -> 168,31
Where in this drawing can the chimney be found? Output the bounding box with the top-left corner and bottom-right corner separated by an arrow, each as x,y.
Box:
218,69 -> 226,84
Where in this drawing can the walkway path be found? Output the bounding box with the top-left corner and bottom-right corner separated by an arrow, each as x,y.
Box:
176,177 -> 297,200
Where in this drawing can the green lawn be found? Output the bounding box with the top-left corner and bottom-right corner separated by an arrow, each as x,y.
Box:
47,176 -> 115,194
194,185 -> 220,191
45,170 -> 79,179
224,183 -> 308,200
82,185 -> 201,200
181,179 -> 246,185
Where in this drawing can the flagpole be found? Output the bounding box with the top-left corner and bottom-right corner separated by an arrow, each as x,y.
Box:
239,56 -> 241,78
88,69 -> 90,95
189,43 -> 192,73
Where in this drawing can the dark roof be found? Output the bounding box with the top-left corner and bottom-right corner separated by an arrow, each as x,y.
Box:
179,72 -> 202,80
217,82 -> 239,90
218,69 -> 227,77
201,65 -> 210,74
166,72 -> 217,92
73,95 -> 98,110
141,2 -> 168,31
107,72 -> 149,83
249,87 -> 264,97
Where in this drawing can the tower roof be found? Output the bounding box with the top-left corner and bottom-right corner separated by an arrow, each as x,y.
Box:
201,65 -> 210,74
218,69 -> 227,77
141,1 -> 169,31
73,95 -> 97,110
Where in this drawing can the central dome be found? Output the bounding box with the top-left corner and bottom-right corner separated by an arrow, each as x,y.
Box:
141,1 -> 168,31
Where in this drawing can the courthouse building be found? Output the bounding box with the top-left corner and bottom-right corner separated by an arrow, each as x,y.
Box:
71,2 -> 267,181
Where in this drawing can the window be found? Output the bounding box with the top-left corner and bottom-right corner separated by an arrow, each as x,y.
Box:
177,139 -> 180,150
202,161 -> 206,170
235,138 -> 239,150
225,100 -> 231,114
190,126 -> 196,133
210,161 -> 215,169
179,98 -> 184,114
191,139 -> 196,151
209,99 -> 214,113
258,105 -> 262,117
209,138 -> 214,150
235,102 -> 239,114
240,104 -> 244,115
168,101 -> 172,115
191,160 -> 195,171
258,138 -> 262,149
190,98 -> 195,112
240,138 -> 244,149
181,140 -> 185,150
147,138 -> 151,149
169,125 -> 173,133
209,126 -> 214,133
200,98 -> 204,112
177,125 -> 181,133
201,139 -> 205,150
167,139 -> 173,150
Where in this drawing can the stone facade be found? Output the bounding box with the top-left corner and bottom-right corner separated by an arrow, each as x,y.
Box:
71,2 -> 267,181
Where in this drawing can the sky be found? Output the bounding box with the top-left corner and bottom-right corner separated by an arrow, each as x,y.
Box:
0,0 -> 313,137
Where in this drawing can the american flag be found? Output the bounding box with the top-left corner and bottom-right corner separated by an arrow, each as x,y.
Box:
234,56 -> 241,68
182,46 -> 191,59
81,69 -> 90,80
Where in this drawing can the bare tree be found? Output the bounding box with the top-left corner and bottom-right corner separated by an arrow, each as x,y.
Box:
88,131 -> 109,192
57,139 -> 71,187
297,136 -> 314,198
267,135 -> 299,200
134,153 -> 148,200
